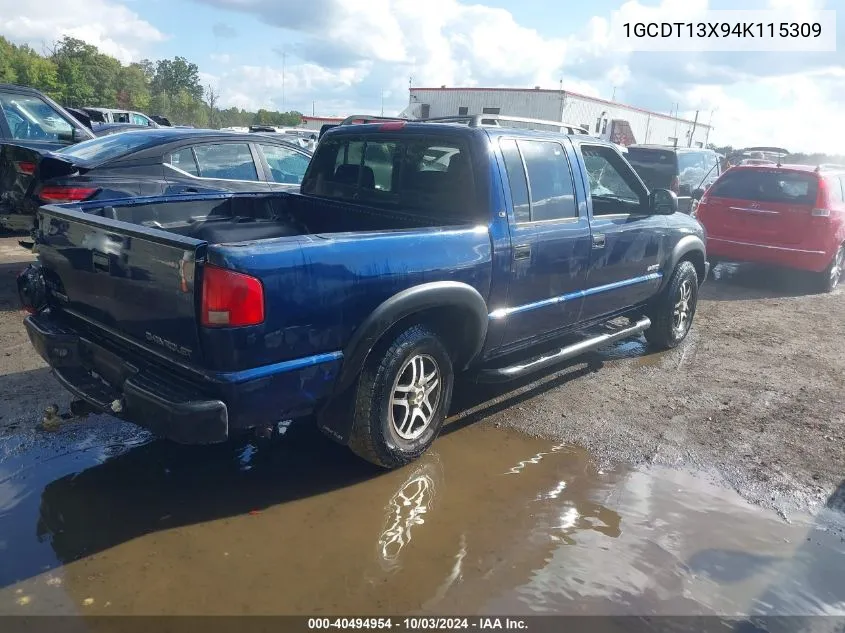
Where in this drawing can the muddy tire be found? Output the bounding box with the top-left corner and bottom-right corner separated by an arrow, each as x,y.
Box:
816,245 -> 844,293
644,261 -> 699,350
348,324 -> 454,469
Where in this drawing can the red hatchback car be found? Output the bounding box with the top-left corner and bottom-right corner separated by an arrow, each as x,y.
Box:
696,164 -> 845,292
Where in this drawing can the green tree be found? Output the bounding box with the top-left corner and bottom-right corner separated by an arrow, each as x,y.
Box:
152,57 -> 203,101
0,37 -> 18,84
117,63 -> 150,110
0,36 -> 310,130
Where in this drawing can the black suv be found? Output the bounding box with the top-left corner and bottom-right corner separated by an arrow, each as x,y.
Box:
0,84 -> 95,231
626,145 -> 722,214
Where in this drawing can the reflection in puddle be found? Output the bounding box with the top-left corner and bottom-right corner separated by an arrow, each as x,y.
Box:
505,443 -> 567,475
377,456 -> 442,572
0,422 -> 843,616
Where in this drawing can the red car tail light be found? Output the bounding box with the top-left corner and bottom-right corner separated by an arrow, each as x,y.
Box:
201,265 -> 265,327
811,177 -> 832,218
37,186 -> 98,204
14,161 -> 36,175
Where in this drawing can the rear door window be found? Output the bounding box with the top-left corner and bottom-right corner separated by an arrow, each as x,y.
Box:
258,143 -> 310,184
709,170 -> 818,205
169,147 -> 199,176
499,139 -> 530,223
192,143 -> 259,181
517,140 -> 577,221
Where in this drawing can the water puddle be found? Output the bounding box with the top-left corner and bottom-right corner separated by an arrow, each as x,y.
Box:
706,262 -> 822,299
0,419 -> 843,616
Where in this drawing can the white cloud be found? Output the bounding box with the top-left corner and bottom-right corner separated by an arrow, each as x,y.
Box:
198,0 -> 843,152
202,62 -> 372,112
209,53 -> 232,64
675,69 -> 845,153
0,0 -> 165,62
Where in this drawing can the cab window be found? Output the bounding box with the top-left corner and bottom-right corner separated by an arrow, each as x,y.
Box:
303,135 -> 478,221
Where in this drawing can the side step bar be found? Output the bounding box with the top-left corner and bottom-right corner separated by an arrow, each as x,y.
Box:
477,317 -> 651,382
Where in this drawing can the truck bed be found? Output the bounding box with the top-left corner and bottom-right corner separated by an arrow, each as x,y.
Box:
32,190 -> 492,378
76,190 -> 475,245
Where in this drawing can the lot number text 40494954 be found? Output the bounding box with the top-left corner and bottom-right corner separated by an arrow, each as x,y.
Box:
307,618 -> 528,630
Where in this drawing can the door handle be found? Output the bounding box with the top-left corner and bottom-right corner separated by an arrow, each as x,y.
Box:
514,245 -> 532,260
184,187 -> 199,193
592,234 -> 606,249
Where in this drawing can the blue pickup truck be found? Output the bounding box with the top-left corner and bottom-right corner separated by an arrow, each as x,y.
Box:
18,116 -> 709,468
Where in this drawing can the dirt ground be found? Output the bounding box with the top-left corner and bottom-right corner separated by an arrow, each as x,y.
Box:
0,235 -> 842,519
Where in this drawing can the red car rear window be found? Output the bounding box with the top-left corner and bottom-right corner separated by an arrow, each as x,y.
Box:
709,170 -> 818,205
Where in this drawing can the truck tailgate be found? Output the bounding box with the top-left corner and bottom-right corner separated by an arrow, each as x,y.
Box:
35,205 -> 207,363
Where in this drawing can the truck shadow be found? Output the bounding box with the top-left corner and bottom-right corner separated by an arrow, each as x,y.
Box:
0,261 -> 27,313
701,262 -> 828,301
0,355 -> 602,590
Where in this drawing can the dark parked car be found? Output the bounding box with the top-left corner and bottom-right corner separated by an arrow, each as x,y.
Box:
91,122 -> 155,137
0,128 -> 313,232
19,114 -> 709,469
0,84 -> 96,230
626,145 -> 722,214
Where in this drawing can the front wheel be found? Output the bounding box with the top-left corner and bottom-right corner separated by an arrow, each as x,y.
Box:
348,324 -> 454,469
644,261 -> 699,350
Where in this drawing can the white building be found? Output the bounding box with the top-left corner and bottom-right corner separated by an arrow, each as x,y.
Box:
298,115 -> 345,131
401,87 -> 711,148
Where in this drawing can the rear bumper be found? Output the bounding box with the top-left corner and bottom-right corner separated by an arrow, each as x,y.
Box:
706,237 -> 831,273
24,311 -> 342,444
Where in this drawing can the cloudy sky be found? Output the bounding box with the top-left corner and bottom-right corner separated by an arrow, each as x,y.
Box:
0,0 -> 842,153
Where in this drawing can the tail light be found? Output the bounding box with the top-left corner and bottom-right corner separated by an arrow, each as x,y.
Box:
812,178 -> 831,217
201,265 -> 265,327
14,161 -> 36,175
670,176 -> 680,194
37,186 -> 98,204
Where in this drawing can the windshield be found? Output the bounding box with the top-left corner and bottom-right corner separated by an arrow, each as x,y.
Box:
56,131 -> 158,163
0,94 -> 76,142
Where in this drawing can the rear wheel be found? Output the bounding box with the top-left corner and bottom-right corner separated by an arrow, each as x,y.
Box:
817,245 -> 844,293
348,324 -> 454,469
644,261 -> 699,349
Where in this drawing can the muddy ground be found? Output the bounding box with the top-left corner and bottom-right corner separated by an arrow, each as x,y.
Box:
0,235 -> 843,518
1,234 -> 845,616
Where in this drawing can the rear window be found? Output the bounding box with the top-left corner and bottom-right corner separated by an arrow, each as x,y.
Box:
626,149 -> 677,166
302,135 -> 477,220
709,170 -> 819,205
57,131 -> 156,163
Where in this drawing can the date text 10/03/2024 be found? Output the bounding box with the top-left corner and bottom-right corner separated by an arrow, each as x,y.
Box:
307,618 -> 528,630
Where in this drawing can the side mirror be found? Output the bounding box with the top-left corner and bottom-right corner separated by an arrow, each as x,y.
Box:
649,188 -> 678,215
692,187 -> 705,201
